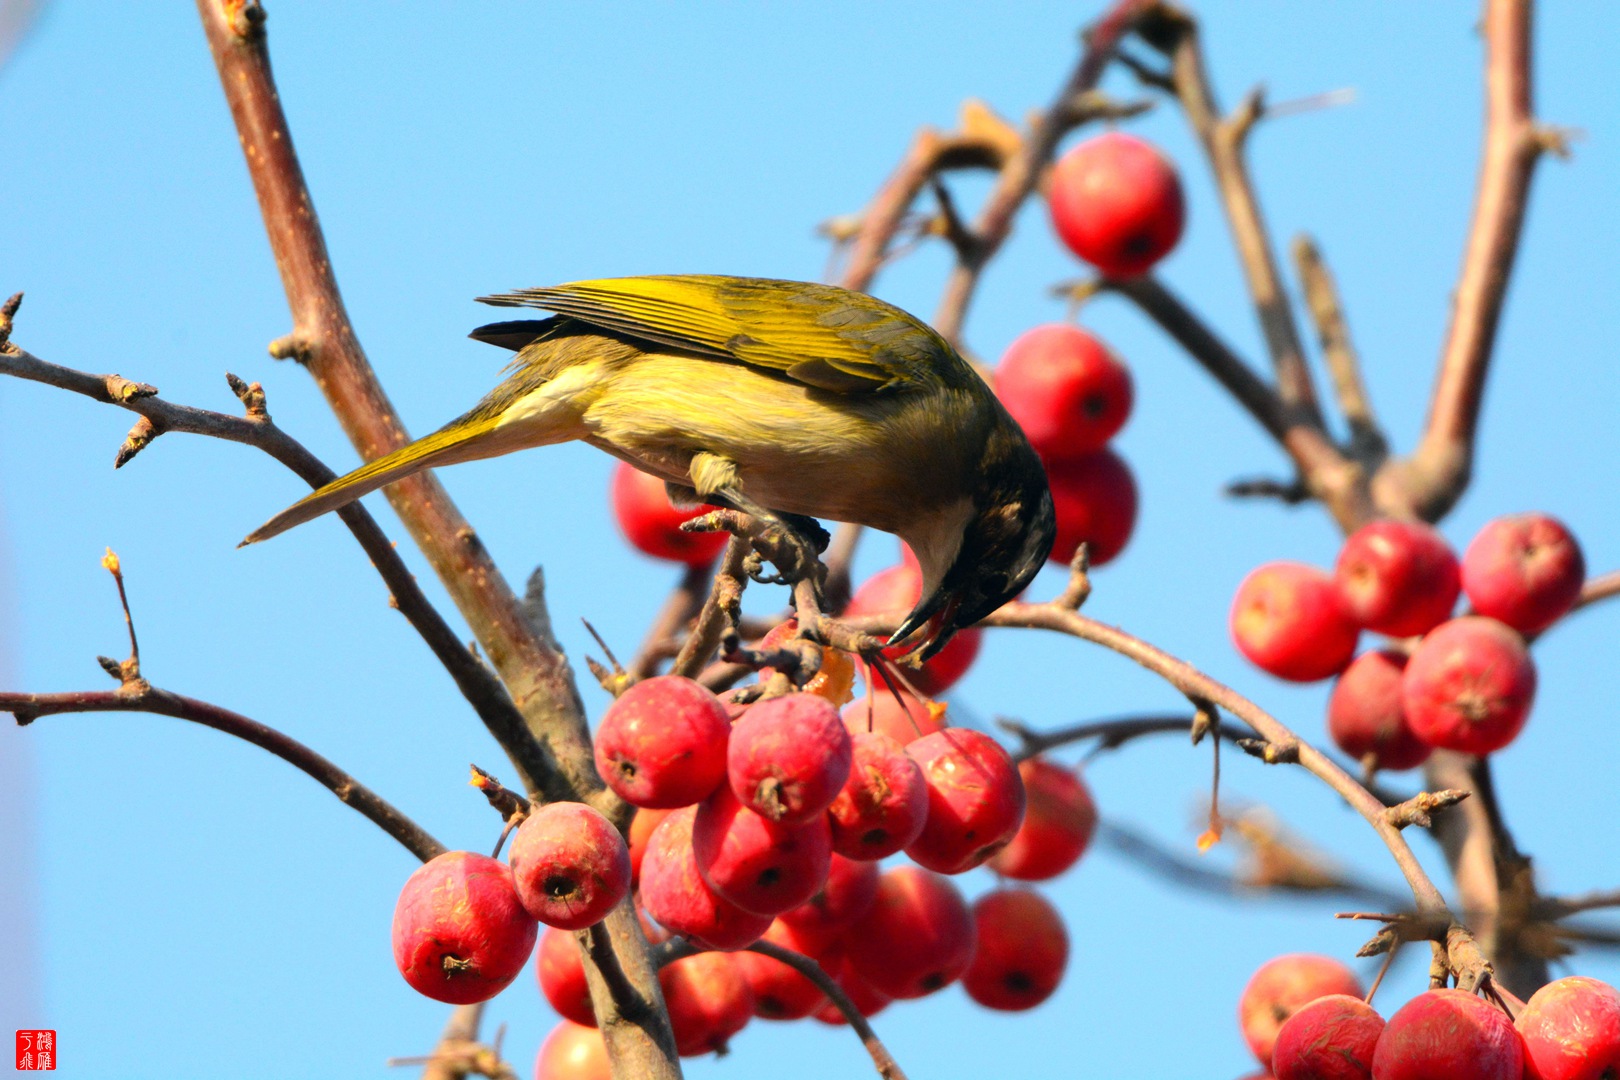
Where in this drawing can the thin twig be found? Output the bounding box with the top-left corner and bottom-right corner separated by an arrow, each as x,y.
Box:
1292,234 -> 1386,464
627,562 -> 715,680
670,538 -> 751,680
5,686 -> 444,862
982,594 -> 1493,988
746,941 -> 909,1080
998,713 -> 1254,763
1099,275 -> 1370,526
1136,4 -> 1323,426
0,343 -> 548,796
932,0 -> 1157,343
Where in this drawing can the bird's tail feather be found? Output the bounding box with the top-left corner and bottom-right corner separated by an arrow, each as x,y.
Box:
240,416 -> 502,546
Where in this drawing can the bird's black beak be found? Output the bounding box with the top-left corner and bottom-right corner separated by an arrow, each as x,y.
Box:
887,591 -> 962,662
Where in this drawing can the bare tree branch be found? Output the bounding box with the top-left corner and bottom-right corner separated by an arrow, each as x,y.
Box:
1376,0 -> 1563,521
192,4 -> 673,1075
1136,4 -> 1323,426
981,582 -> 1494,989
0,340 -> 547,790
4,686 -> 445,863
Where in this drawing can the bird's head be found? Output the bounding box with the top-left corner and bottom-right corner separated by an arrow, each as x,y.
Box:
889,426 -> 1056,660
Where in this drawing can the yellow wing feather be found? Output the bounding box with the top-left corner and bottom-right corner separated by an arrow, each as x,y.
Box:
477,276 -> 970,395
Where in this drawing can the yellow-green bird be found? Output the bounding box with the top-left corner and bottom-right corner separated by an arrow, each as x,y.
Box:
244,276 -> 1055,656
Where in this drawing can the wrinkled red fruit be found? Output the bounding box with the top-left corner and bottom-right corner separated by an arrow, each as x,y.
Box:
778,853 -> 880,951
1335,520 -> 1461,637
1327,651 -> 1432,772
535,1020 -> 610,1080
757,617 -> 856,706
733,919 -> 829,1020
1231,562 -> 1361,683
1372,989 -> 1523,1080
812,945 -> 892,1025
996,324 -> 1134,461
693,783 -> 832,916
846,866 -> 976,1000
728,692 -> 852,826
1048,131 -> 1185,277
509,801 -> 630,930
1239,954 -> 1363,1068
638,807 -> 770,951
904,728 -> 1026,874
595,675 -> 731,809
660,950 -> 753,1057
1516,976 -> 1620,1080
391,850 -> 538,1005
537,926 -> 594,1027
1272,994 -> 1384,1080
846,562 -> 982,695
841,692 -> 947,746
1045,448 -> 1139,567
1402,616 -> 1536,756
988,757 -> 1097,881
610,461 -> 727,566
1462,513 -> 1586,635
628,807 -> 673,887
962,889 -> 1068,1011
827,731 -> 929,860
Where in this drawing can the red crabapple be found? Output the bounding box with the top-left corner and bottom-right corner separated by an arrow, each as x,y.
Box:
693,783 -> 832,916
756,617 -> 857,705
1045,447 -> 1139,567
535,1020 -> 611,1080
841,691 -> 947,746
827,730 -> 930,860
594,675 -> 731,809
1048,131 -> 1186,277
727,692 -> 852,826
1334,519 -> 1460,637
508,801 -> 630,930
1272,994 -> 1383,1080
962,889 -> 1069,1011
1371,989 -> 1524,1080
779,853 -> 880,951
537,926 -> 595,1027
846,866 -> 976,1000
1239,954 -> 1363,1067
732,919 -> 829,1020
628,807 -> 673,887
1401,616 -> 1536,755
638,807 -> 770,951
610,461 -> 727,566
995,324 -> 1134,460
1462,513 -> 1586,634
659,950 -> 753,1057
1516,976 -> 1620,1080
391,850 -> 538,1005
904,728 -> 1026,874
1231,562 -> 1360,682
846,563 -> 982,695
1327,651 -> 1432,772
987,757 -> 1097,881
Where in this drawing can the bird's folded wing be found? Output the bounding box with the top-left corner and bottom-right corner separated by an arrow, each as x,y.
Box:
476,275 -> 966,395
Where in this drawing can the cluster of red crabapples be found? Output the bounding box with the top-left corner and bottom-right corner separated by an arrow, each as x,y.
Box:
515,130 -> 1176,1074
1229,513 -> 1585,769
1231,952 -> 1620,1079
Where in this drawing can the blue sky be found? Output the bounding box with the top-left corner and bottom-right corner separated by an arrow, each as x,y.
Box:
2,2 -> 1618,1077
